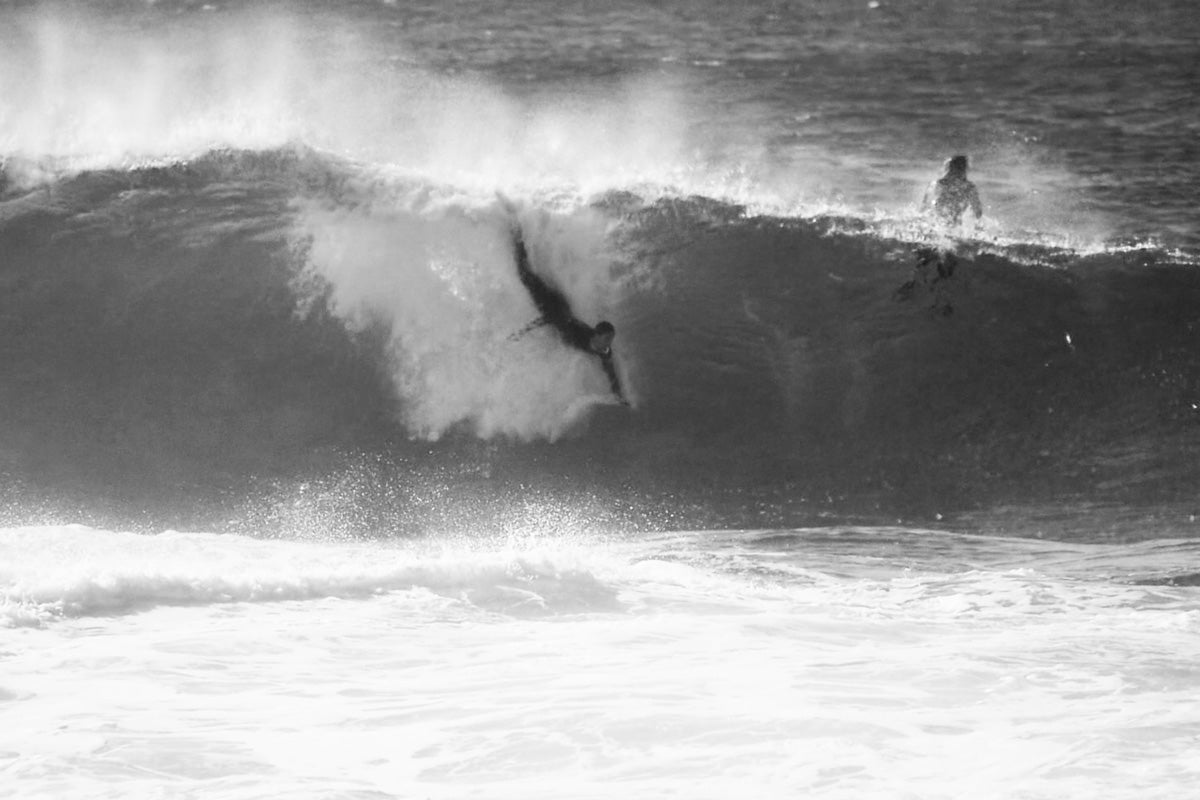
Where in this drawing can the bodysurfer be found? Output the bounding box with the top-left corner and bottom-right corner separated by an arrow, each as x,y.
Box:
507,219 -> 628,405
922,154 -> 983,226
896,155 -> 981,314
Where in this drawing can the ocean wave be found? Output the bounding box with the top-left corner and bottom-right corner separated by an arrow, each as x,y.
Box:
2,148 -> 1199,532
0,525 -> 630,626
6,524 -> 1197,629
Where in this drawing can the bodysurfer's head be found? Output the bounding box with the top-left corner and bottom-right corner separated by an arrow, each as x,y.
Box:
945,155 -> 969,177
589,321 -> 615,356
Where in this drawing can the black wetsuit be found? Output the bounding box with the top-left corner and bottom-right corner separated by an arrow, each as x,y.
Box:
925,175 -> 982,226
511,230 -> 624,400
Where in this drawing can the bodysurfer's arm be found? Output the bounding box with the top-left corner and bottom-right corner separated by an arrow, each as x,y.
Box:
601,355 -> 629,405
969,185 -> 983,219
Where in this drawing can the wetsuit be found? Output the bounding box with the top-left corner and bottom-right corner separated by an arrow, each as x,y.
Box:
926,176 -> 983,225
511,229 -> 625,401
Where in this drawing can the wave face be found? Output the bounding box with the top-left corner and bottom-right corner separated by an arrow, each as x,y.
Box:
2,149 -> 1199,534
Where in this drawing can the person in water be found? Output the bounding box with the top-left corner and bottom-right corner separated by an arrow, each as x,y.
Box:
509,221 -> 628,405
923,154 -> 983,226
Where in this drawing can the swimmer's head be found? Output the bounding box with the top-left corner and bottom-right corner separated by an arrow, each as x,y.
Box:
590,321 -> 615,354
946,155 -> 969,175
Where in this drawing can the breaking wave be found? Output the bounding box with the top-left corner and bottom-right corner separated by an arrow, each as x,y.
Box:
2,146 -> 1199,534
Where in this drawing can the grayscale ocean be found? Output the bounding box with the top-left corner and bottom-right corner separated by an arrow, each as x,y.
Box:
2,1 -> 1199,797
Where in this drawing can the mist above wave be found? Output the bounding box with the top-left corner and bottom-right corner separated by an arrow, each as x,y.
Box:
0,6 -> 730,199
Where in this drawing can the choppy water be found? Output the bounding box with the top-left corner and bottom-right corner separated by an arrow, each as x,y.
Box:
3,1 -> 1200,797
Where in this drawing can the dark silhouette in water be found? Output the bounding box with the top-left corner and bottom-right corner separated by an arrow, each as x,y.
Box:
506,215 -> 627,404
897,155 -> 981,314
923,155 -> 983,226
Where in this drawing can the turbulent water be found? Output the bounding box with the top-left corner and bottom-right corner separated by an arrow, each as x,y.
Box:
3,1 -> 1200,798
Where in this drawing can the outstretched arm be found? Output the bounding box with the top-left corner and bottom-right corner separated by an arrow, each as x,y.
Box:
969,186 -> 983,219
508,316 -> 549,341
508,223 -> 574,325
600,355 -> 628,405
501,194 -> 545,297
512,227 -> 536,286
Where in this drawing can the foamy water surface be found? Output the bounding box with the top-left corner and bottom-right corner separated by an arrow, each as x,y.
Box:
4,525 -> 1199,798
5,1 -> 1200,797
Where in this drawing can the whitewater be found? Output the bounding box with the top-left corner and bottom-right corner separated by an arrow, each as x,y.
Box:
4,1 -> 1200,798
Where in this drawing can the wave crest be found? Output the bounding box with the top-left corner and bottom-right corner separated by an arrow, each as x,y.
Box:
2,148 -> 1199,531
